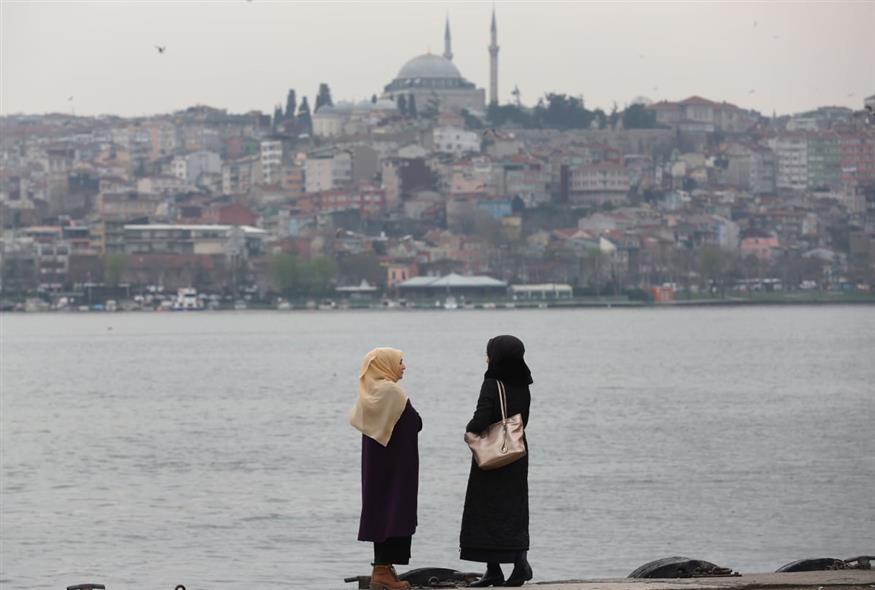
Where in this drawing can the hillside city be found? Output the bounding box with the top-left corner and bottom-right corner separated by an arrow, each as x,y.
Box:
2,17 -> 874,310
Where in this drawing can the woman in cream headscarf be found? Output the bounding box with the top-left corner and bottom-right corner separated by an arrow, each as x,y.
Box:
350,347 -> 421,590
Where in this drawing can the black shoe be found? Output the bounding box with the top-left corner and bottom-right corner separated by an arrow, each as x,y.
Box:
469,571 -> 505,587
504,560 -> 533,587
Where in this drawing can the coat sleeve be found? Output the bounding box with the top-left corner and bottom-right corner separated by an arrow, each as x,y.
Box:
465,379 -> 496,434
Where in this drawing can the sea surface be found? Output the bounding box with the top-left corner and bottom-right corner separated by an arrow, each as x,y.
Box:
2,307 -> 874,589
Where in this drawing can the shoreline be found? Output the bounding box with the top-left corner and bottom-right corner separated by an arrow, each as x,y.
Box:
529,570 -> 875,590
4,294 -> 875,313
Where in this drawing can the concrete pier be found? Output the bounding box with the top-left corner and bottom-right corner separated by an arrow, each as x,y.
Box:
532,570 -> 875,590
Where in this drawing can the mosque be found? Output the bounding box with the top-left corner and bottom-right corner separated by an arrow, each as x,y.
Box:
380,10 -> 500,114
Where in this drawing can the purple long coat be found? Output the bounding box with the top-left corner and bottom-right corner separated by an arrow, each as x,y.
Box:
358,400 -> 422,542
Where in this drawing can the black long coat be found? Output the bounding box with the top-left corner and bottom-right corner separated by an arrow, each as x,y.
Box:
358,400 -> 422,542
460,378 -> 530,552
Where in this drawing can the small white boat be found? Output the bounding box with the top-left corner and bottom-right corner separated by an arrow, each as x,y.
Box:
172,288 -> 204,311
443,296 -> 459,310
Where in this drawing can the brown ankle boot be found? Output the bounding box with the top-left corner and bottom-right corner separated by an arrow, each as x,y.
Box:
369,564 -> 410,590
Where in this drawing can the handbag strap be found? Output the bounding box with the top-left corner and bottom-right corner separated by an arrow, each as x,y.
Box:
496,379 -> 508,423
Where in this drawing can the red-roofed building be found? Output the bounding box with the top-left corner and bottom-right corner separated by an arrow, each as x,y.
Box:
215,203 -> 257,226
740,229 -> 779,261
569,162 -> 630,207
648,96 -> 756,133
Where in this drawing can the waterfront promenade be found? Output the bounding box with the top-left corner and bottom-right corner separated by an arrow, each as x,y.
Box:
530,570 -> 875,590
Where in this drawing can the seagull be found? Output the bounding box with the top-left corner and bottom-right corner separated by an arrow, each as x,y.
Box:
749,89 -> 755,94
67,96 -> 73,101
847,92 -> 855,97
753,20 -> 758,28
772,35 -> 780,40
155,45 -> 166,54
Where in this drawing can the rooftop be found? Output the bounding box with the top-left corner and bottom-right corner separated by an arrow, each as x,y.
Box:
397,273 -> 507,288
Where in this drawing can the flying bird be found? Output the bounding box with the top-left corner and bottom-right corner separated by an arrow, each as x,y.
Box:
748,89 -> 755,94
67,96 -> 73,101
753,20 -> 758,28
155,45 -> 166,54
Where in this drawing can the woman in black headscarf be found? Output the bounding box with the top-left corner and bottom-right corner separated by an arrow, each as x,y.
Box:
460,335 -> 533,587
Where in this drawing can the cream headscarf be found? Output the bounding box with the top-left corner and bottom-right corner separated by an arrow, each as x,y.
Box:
348,347 -> 409,447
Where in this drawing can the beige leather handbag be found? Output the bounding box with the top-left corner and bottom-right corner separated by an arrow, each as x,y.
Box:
464,380 -> 526,470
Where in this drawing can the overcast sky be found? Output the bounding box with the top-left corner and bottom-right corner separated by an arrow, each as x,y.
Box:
1,1 -> 873,118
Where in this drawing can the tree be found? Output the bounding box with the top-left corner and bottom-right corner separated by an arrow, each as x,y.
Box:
192,260 -> 211,292
397,94 -> 408,116
300,257 -> 337,296
103,253 -> 128,287
420,94 -> 440,120
284,89 -> 297,120
272,253 -> 300,295
338,252 -> 385,288
698,246 -> 736,297
407,93 -> 417,118
371,94 -> 378,104
461,109 -> 484,129
534,93 -> 594,130
271,253 -> 337,297
608,102 -> 619,128
582,249 -> 608,296
622,103 -> 658,129
592,108 -> 608,130
297,97 -> 312,135
486,103 -> 533,128
272,104 -> 284,129
315,83 -> 333,112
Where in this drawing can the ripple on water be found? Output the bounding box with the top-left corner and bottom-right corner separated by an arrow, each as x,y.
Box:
2,308 -> 874,589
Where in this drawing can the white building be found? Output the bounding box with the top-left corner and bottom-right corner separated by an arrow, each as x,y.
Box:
171,150 -> 221,185
147,121 -> 180,157
312,100 -> 398,138
137,175 -> 190,195
433,126 -> 480,156
570,163 -> 630,206
769,136 -> 808,192
647,96 -> 755,133
312,104 -> 351,138
304,149 -> 353,193
260,139 -> 283,185
123,224 -> 267,259
222,155 -> 262,195
712,215 -> 740,251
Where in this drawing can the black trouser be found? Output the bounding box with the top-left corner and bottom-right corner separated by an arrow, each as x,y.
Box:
373,536 -> 412,565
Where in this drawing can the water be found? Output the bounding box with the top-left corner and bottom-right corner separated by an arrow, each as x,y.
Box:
2,307 -> 874,590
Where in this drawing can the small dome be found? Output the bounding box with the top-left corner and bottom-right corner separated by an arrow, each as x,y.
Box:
372,99 -> 398,110
397,54 -> 462,80
315,101 -> 355,114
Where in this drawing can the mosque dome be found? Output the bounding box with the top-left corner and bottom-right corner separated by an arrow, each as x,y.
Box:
379,20 -> 487,114
397,53 -> 463,80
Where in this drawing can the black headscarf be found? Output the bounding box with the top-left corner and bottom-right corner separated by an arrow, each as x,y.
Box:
484,334 -> 533,386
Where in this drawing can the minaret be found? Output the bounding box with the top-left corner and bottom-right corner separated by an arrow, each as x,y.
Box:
443,17 -> 453,61
489,8 -> 499,105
